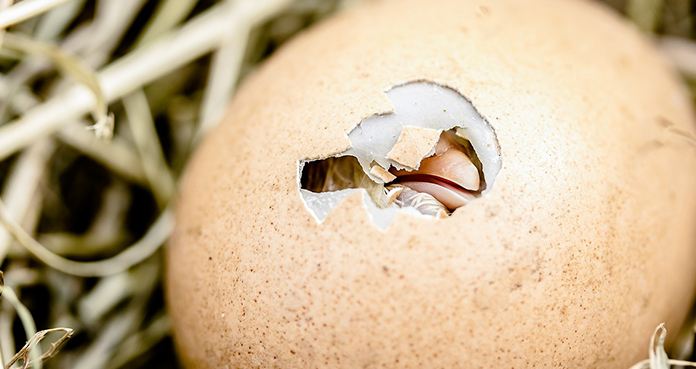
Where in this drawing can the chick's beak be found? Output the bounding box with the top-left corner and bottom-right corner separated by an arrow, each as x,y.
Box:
391,133 -> 481,210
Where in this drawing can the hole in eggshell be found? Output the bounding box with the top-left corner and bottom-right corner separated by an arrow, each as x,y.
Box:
298,80 -> 501,228
301,130 -> 484,217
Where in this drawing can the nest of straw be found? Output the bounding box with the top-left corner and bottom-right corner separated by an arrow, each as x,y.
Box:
0,0 -> 693,368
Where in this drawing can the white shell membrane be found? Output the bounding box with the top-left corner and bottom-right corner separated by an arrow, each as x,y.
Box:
298,81 -> 502,230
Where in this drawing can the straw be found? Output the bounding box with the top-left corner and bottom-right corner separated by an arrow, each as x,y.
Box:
0,0 -> 76,29
0,0 -> 694,368
0,199 -> 174,277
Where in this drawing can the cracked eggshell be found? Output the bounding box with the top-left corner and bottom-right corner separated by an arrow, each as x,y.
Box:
166,0 -> 696,368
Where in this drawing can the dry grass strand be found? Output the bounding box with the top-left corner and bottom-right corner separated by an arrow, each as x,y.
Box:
0,198 -> 174,277
3,328 -> 73,369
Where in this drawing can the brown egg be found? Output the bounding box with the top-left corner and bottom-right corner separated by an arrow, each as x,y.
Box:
166,0 -> 696,368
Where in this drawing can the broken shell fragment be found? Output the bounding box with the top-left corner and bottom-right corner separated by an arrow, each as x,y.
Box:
386,126 -> 441,169
370,165 -> 396,183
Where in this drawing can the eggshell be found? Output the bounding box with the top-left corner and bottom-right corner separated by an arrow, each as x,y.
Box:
386,126 -> 441,169
166,0 -> 696,367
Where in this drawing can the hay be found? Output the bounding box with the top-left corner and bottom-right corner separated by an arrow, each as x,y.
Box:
0,0 -> 693,368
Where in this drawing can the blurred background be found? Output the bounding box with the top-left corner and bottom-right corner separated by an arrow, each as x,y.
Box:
0,0 -> 693,368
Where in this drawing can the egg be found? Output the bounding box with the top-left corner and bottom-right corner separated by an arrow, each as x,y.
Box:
166,0 -> 696,368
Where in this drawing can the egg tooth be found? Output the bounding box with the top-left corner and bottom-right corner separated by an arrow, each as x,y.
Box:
385,186 -> 403,204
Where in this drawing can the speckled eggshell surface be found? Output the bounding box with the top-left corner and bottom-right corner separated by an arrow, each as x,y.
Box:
166,0 -> 696,368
